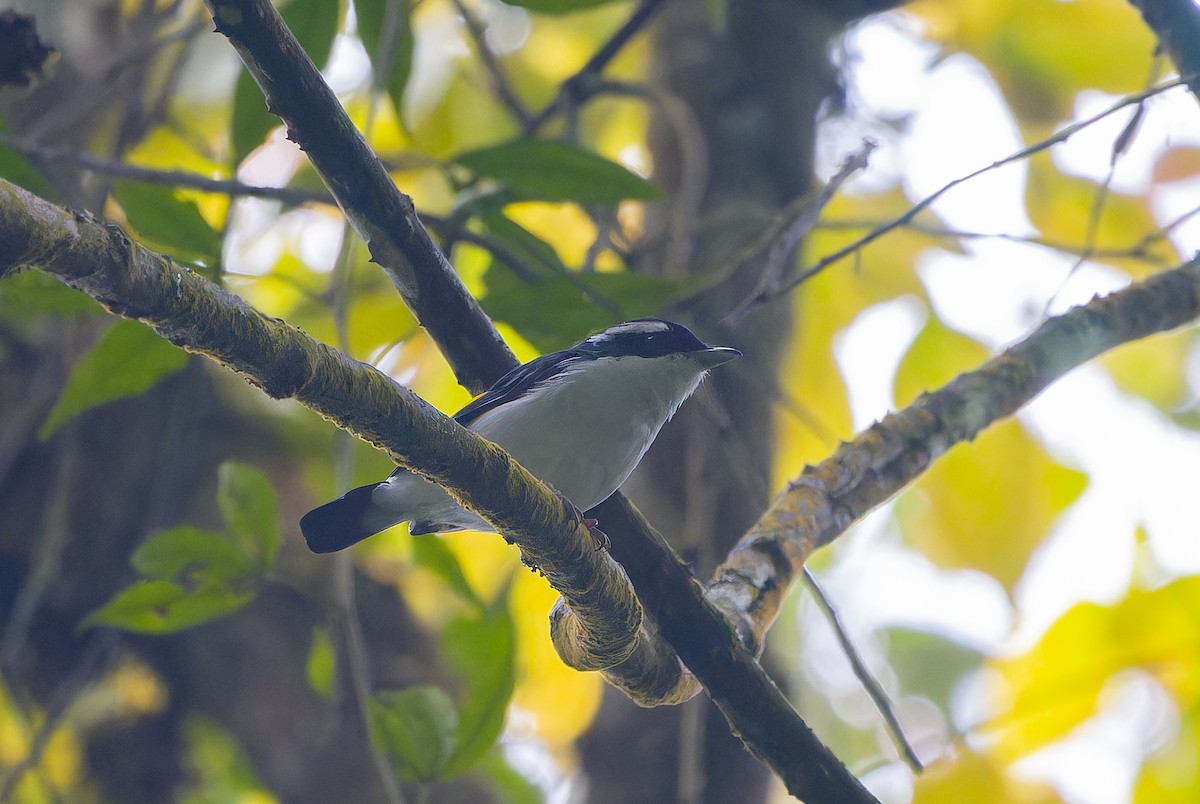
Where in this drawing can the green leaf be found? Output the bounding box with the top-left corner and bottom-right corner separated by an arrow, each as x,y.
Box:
480,252 -> 682,352
39,319 -> 189,440
478,210 -> 568,276
411,537 -> 483,608
0,271 -> 101,317
881,627 -> 983,713
442,601 -> 516,775
230,0 -> 341,164
284,0 -> 341,66
370,686 -> 458,782
454,139 -> 661,204
356,0 -> 415,126
112,181 -> 222,265
306,627 -> 335,698
496,0 -> 627,14
82,580 -> 251,634
132,526 -> 257,585
896,419 -> 1087,594
477,752 -> 543,804
0,113 -> 51,197
216,462 -> 281,572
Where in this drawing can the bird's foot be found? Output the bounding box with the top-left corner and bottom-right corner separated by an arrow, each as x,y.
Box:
549,486 -> 609,551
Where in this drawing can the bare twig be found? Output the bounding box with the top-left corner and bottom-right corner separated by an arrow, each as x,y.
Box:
738,77 -> 1190,314
525,0 -> 675,133
326,217 -> 406,803
814,218 -> 1172,265
0,438 -> 77,673
451,0 -> 532,127
0,135 -> 331,205
803,568 -> 923,773
332,553 -> 407,804
1041,53 -> 1168,315
726,140 -> 875,323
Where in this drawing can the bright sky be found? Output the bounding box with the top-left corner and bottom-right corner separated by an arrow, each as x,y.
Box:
806,11 -> 1200,804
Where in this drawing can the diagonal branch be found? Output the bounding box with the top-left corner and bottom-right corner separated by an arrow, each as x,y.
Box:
706,254 -> 1200,656
740,76 -> 1189,314
205,0 -> 512,391
0,176 -> 874,803
195,0 -> 868,798
1128,0 -> 1200,100
0,178 -> 650,681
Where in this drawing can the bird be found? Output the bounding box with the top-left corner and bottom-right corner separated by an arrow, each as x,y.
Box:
300,318 -> 740,553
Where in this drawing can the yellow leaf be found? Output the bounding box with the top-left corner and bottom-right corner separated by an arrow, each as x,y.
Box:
1026,154 -> 1178,277
894,316 -> 991,408
897,420 -> 1087,592
508,571 -> 603,747
1134,705 -> 1200,803
991,578 -> 1200,760
1101,329 -> 1194,412
914,746 -> 1063,804
911,0 -> 1156,124
506,201 -> 598,267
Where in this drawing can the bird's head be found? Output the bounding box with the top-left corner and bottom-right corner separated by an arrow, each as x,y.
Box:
577,318 -> 740,368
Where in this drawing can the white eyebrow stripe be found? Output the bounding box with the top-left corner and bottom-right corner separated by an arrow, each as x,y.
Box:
588,320 -> 671,342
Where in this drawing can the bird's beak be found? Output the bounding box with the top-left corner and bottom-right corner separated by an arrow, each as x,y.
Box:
697,346 -> 741,368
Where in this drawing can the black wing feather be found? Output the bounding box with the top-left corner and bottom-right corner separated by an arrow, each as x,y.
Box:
452,351 -> 585,426
384,350 -> 587,481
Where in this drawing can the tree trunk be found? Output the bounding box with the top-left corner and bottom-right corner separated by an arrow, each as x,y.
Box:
581,1 -> 850,800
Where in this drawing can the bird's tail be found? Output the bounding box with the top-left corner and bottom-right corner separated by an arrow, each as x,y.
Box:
300,484 -> 400,553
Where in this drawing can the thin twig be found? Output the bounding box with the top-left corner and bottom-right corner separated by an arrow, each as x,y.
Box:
803,568 -> 923,774
0,135 -> 331,205
524,0 -> 675,133
726,140 -> 875,323
0,439 -> 78,672
739,76 -> 1190,314
1046,58 -> 1158,315
815,219 -> 1172,265
324,85 -> 407,803
0,632 -> 120,802
451,0 -> 532,127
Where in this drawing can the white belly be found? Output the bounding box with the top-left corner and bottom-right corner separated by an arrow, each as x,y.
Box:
375,354 -> 707,532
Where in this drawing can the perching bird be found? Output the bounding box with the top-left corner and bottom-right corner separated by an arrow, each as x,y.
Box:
300,318 -> 740,553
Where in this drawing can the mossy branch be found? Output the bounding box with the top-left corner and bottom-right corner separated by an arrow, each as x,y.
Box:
0,178 -> 651,683
707,257 -> 1200,649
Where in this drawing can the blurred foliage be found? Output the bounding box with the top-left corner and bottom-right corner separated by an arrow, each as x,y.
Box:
84,461 -> 279,634
38,320 -> 189,440
2,0 -> 1200,800
897,419 -> 1088,594
989,578 -> 1200,762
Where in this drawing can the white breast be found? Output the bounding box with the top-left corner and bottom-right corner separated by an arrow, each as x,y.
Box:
470,354 -> 707,510
372,353 -> 711,532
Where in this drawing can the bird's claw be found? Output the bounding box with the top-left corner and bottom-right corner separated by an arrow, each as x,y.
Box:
550,486 -> 610,551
